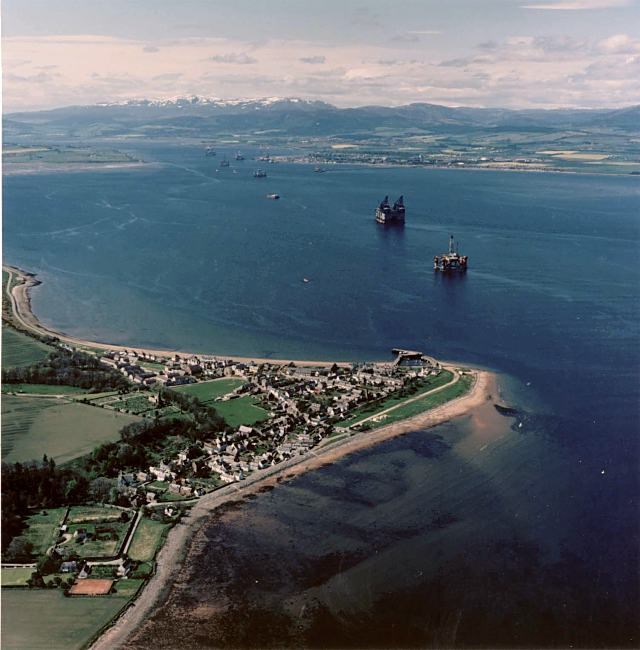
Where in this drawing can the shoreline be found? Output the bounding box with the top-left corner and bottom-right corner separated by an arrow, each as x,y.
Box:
3,264 -> 351,367
91,369 -> 495,650
3,262 -> 495,649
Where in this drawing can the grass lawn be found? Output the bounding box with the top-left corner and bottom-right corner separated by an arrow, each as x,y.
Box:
1,326 -> 55,369
172,377 -> 244,402
127,518 -> 171,562
1,383 -> 88,396
1,395 -> 140,464
67,506 -> 128,524
214,395 -> 268,427
362,374 -> 474,430
341,370 -> 454,427
1,588 -> 129,650
1,567 -> 34,586
112,578 -> 145,598
19,508 -> 68,557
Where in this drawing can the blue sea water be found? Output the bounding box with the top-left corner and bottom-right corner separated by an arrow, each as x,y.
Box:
3,144 -> 640,646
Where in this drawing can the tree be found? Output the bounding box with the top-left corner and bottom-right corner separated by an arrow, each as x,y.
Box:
5,537 -> 33,562
89,477 -> 117,503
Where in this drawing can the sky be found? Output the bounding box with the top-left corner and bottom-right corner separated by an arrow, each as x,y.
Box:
2,0 -> 640,112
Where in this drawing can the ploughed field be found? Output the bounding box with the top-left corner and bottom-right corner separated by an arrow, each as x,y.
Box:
1,395 -> 140,464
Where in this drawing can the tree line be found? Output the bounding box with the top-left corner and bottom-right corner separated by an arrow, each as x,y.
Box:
1,349 -> 130,391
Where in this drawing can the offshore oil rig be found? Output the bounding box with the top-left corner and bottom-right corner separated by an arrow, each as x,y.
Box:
375,195 -> 405,224
434,235 -> 468,272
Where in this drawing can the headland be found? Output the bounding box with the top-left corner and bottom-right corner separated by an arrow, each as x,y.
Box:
2,263 -> 495,650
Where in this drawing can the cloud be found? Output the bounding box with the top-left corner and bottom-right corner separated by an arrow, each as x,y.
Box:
143,45 -> 160,53
152,72 -> 184,81
598,33 -> 640,53
208,52 -> 257,64
522,0 -> 631,9
299,55 -> 326,64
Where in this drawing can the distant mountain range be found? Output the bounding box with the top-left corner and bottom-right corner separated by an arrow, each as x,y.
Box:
4,96 -> 639,139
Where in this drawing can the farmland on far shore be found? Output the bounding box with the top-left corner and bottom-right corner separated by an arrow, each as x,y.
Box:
1,396 -> 140,464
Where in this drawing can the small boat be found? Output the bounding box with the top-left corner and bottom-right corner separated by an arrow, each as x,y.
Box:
205,146 -> 216,157
235,152 -> 245,161
266,193 -> 280,200
254,169 -> 267,178
314,167 -> 325,173
303,277 -> 310,283
219,158 -> 230,168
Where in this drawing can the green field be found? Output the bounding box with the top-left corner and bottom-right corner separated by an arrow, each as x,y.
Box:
1,326 -> 54,369
361,374 -> 474,430
127,518 -> 171,562
112,578 -> 144,598
18,508 -> 68,557
1,567 -> 34,586
1,396 -> 140,464
341,371 -> 454,426
214,395 -> 269,427
172,377 -> 244,402
2,383 -> 88,396
1,589 -> 129,650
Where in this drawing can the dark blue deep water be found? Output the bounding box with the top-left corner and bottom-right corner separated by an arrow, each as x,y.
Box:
4,144 -> 640,647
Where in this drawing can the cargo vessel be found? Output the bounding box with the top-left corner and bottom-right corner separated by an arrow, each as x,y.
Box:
375,195 -> 405,224
434,236 -> 468,272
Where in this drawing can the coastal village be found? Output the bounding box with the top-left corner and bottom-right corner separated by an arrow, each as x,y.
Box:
97,346 -> 443,492
2,264 -> 473,649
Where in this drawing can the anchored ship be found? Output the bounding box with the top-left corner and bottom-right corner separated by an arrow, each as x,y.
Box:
434,235 -> 468,272
375,195 -> 405,224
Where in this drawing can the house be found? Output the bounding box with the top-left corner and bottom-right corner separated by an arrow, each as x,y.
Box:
60,561 -> 78,573
74,528 -> 88,542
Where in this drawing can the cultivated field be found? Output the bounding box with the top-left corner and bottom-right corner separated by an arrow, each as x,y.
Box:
1,396 -> 140,464
172,377 -> 244,402
66,505 -> 128,524
127,518 -> 171,562
0,589 -> 128,650
214,395 -> 269,427
1,326 -> 54,369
